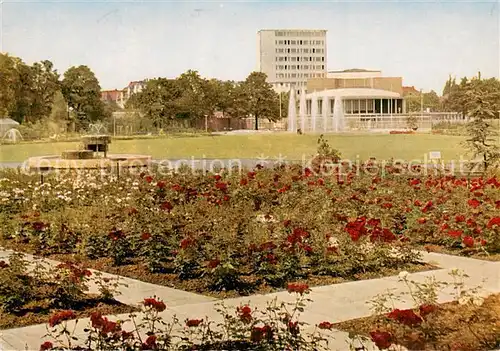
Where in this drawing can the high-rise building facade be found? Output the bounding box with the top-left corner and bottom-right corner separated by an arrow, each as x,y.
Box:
257,29 -> 327,92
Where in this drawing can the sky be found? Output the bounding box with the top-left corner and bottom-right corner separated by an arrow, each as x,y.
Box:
2,0 -> 499,93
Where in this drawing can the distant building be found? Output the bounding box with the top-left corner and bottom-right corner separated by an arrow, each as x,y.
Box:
307,69 -> 403,96
402,86 -> 420,96
327,69 -> 382,79
101,80 -> 148,108
257,29 -> 327,93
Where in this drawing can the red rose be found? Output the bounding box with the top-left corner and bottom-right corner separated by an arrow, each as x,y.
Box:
141,232 -> 152,241
48,310 -> 76,327
39,341 -> 53,351
318,321 -> 334,330
387,308 -> 422,326
447,230 -> 463,238
143,334 -> 157,348
160,201 -> 173,212
462,236 -> 474,248
370,330 -> 393,349
186,319 -> 203,327
467,198 -> 481,208
143,297 -> 166,312
286,282 -> 309,295
144,175 -> 153,183
487,217 -> 500,228
237,305 -> 253,323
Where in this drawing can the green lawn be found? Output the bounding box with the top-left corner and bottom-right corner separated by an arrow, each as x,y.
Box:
0,133 -> 471,163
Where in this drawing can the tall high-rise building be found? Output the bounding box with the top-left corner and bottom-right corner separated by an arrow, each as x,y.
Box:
256,29 -> 327,92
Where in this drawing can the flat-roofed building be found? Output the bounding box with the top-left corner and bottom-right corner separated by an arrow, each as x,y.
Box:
257,29 -> 327,93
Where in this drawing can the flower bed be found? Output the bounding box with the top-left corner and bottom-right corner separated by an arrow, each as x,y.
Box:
334,271 -> 500,350
0,157 -> 498,296
39,285 -> 337,351
0,253 -> 136,329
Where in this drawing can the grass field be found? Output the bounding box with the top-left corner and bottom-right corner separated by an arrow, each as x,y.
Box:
0,133 -> 473,163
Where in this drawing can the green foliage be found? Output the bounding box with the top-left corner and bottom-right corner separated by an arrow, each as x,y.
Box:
404,90 -> 441,113
238,72 -> 280,130
61,65 -> 107,130
0,53 -> 18,117
464,87 -> 500,170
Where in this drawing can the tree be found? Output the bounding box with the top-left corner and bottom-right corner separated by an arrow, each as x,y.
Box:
127,78 -> 183,128
238,72 -> 280,130
404,90 -> 442,112
464,87 -> 500,170
46,90 -> 68,134
0,54 -> 18,118
61,65 -> 106,130
176,70 -> 211,120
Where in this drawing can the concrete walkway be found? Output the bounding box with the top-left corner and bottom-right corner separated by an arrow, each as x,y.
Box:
0,249 -> 498,350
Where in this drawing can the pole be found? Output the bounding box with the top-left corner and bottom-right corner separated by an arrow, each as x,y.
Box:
113,114 -> 116,137
205,115 -> 208,132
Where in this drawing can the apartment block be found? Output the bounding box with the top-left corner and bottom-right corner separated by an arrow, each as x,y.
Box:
257,29 -> 327,92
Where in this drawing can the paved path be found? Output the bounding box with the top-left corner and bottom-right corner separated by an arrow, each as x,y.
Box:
0,249 -> 498,350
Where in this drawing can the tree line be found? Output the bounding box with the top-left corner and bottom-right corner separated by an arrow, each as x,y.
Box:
1,52 -> 499,133
126,70 -> 287,130
0,53 -> 108,132
404,74 -> 500,115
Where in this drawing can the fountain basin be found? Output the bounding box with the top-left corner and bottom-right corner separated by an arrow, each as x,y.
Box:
27,154 -> 151,170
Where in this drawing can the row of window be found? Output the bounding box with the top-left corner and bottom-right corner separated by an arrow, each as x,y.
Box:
275,39 -> 324,46
274,31 -> 325,37
276,73 -> 325,79
276,64 -> 325,70
276,56 -> 325,62
275,48 -> 324,54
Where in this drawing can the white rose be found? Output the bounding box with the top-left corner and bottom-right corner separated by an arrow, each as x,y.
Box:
458,296 -> 470,305
472,296 -> 484,306
398,271 -> 409,280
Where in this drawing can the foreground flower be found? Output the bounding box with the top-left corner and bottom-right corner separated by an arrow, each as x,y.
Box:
39,341 -> 53,351
48,310 -> 76,327
143,297 -> 166,312
398,271 -> 409,280
286,282 -> 309,295
237,305 -> 253,323
467,198 -> 481,208
186,318 -> 203,327
387,308 -> 422,326
462,236 -> 474,248
487,217 -> 500,228
318,321 -> 334,330
370,330 -> 393,349
143,334 -> 157,348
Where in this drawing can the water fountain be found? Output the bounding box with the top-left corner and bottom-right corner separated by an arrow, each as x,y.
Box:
27,128 -> 151,171
333,96 -> 346,132
287,88 -> 297,132
310,96 -> 318,133
299,89 -> 307,132
322,94 -> 328,132
2,128 -> 23,143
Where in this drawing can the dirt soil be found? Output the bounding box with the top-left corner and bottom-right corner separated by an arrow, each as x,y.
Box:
0,295 -> 138,330
334,293 -> 500,351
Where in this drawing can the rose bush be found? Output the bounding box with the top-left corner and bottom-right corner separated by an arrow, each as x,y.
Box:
0,157 -> 498,295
